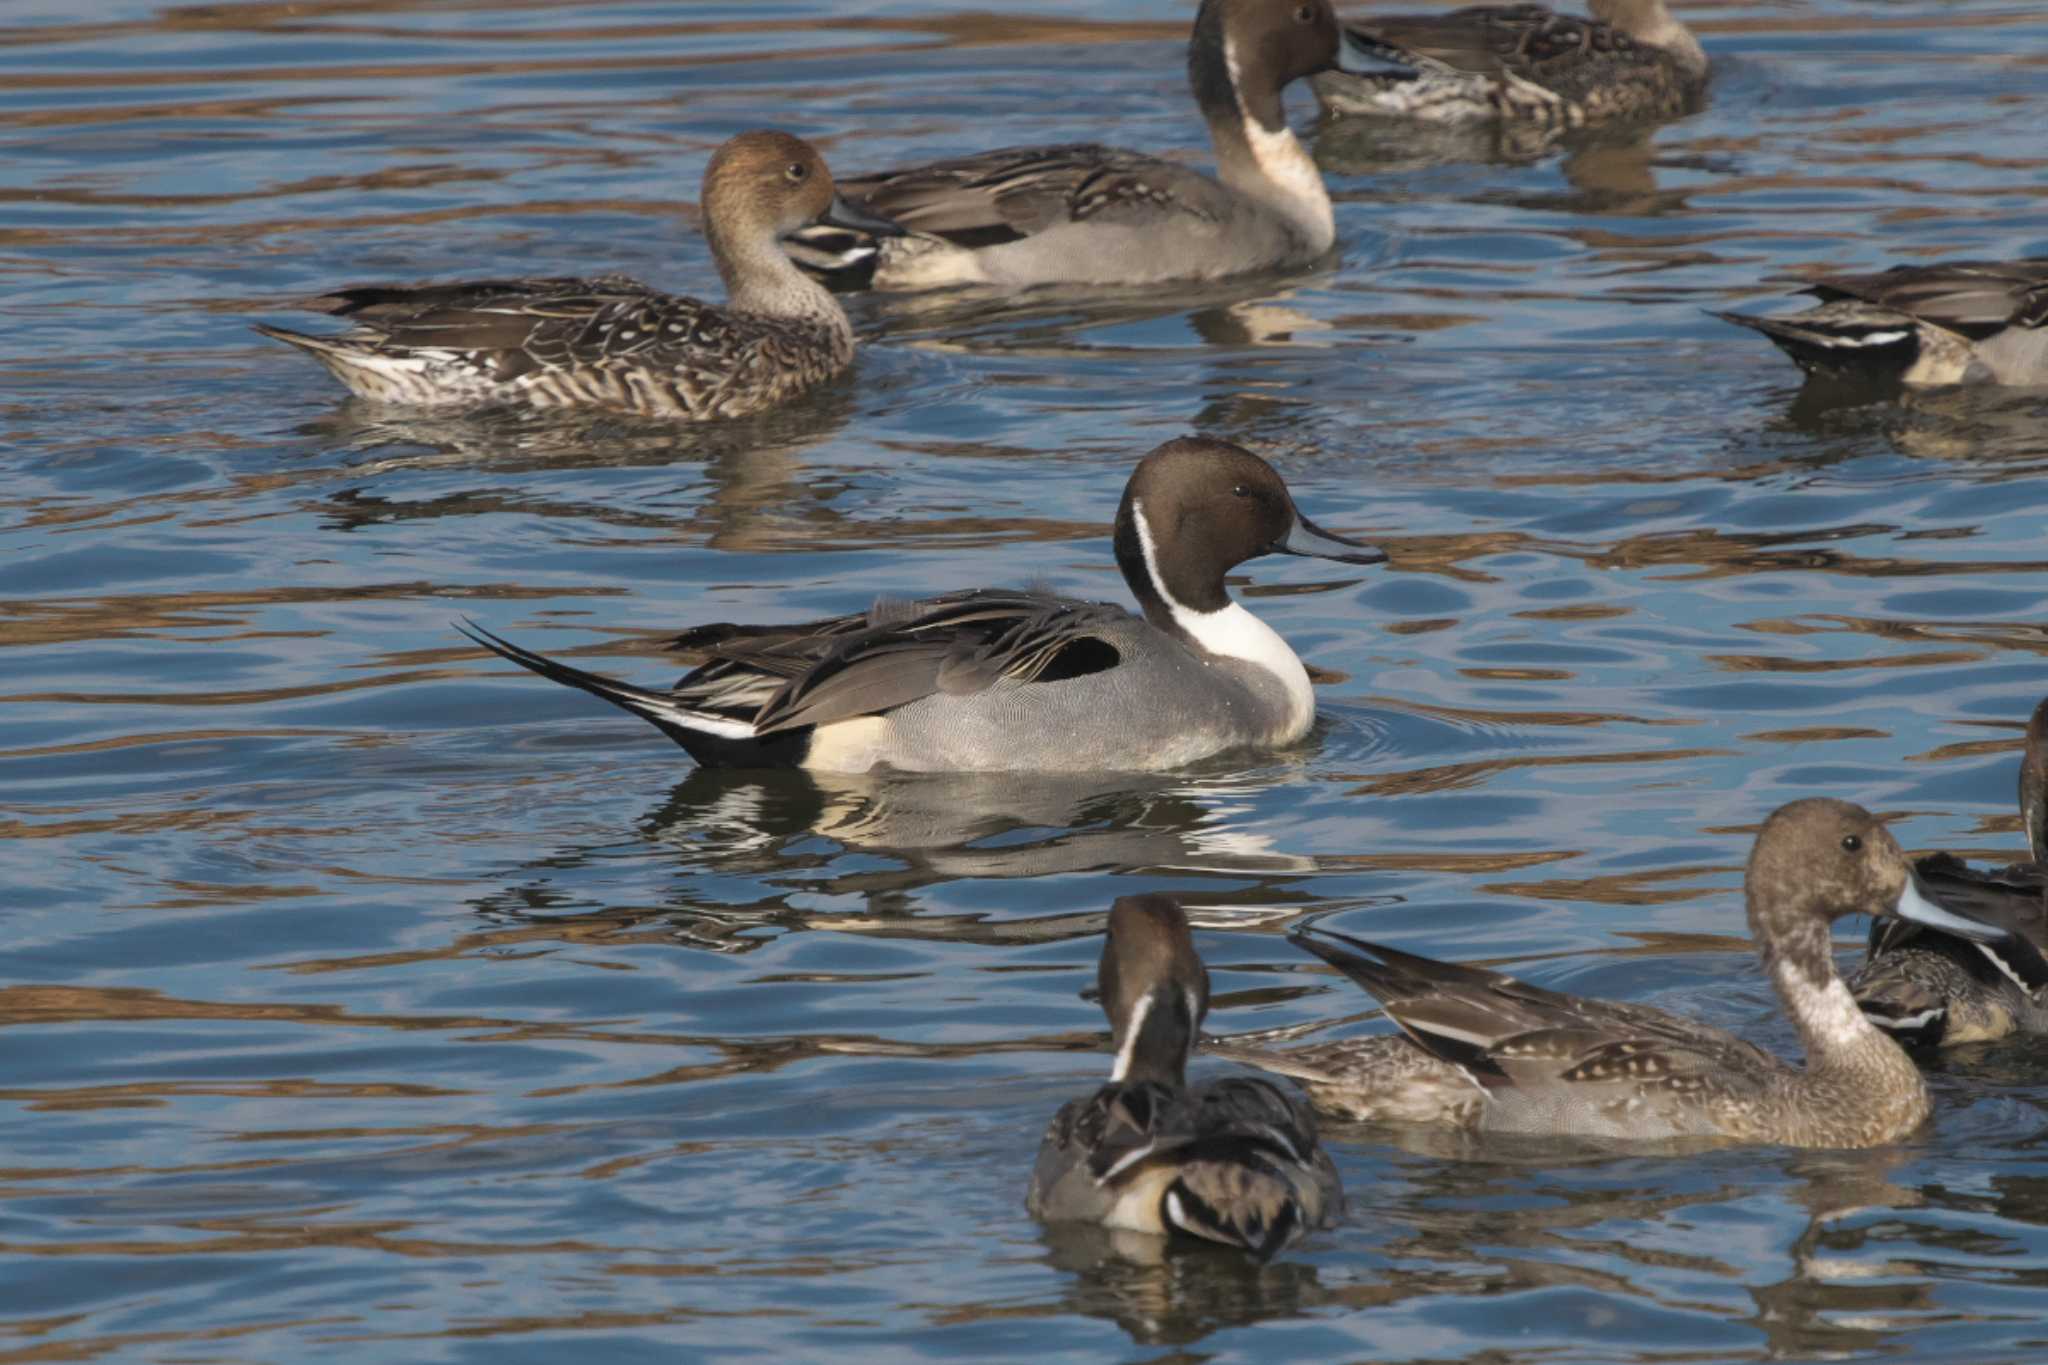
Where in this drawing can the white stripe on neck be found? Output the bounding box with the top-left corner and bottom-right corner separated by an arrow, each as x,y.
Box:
1221,35 -> 1335,254
1775,961 -> 1882,1052
1110,989 -> 1155,1083
1131,497 -> 1315,738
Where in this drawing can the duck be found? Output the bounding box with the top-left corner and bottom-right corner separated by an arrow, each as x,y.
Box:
253,130 -> 901,419
785,0 -> 1377,291
1713,258 -> 2048,388
1850,697 -> 2048,1046
1210,799 -> 2019,1148
1310,0 -> 1707,128
457,436 -> 1386,773
1026,894 -> 1341,1258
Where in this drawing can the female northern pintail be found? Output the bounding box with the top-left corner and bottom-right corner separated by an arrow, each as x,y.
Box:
1311,0 -> 1707,127
1851,697 -> 2048,1046
786,0 -> 1376,290
254,131 -> 899,419
1027,894 -> 1340,1258
459,437 -> 1385,773
1212,800 -> 2018,1148
1714,258 -> 2048,387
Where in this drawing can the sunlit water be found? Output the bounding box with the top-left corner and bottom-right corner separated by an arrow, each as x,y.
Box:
4,0 -> 2048,1359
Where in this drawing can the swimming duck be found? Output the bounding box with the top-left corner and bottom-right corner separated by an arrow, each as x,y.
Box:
1310,0 -> 1707,127
254,130 -> 900,418
1027,894 -> 1341,1258
787,0 -> 1377,290
1212,799 -> 2016,1147
1850,698 -> 2048,1046
1714,258 -> 2048,388
458,436 -> 1386,773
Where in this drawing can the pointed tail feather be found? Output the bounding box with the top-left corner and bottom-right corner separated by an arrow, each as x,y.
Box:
454,619 -> 758,748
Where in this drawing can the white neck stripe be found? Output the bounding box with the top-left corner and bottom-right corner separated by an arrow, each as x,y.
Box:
1110,990 -> 1154,1083
1130,497 -> 1316,738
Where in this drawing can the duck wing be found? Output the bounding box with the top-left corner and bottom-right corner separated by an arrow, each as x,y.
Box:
1805,260 -> 2048,340
1293,929 -> 1773,1098
1349,5 -> 1632,80
833,143 -> 1212,247
1042,1075 -> 1333,1257
667,588 -> 1132,735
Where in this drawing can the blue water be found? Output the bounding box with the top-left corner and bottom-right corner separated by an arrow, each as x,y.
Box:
4,0 -> 2048,1359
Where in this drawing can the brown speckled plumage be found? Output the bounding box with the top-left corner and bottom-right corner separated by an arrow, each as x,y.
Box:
255,131 -> 895,419
1222,800 -> 2017,1148
1313,0 -> 1707,128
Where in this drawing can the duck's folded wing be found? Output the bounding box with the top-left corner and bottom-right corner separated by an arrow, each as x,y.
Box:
1810,261 -> 2048,338
839,144 -> 1199,244
1349,5 -> 1599,78
672,591 -> 1131,735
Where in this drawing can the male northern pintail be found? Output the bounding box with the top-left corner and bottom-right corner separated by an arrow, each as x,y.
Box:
1212,800 -> 2017,1148
254,131 -> 899,418
458,436 -> 1385,772
786,0 -> 1377,290
1714,258 -> 2048,387
1851,697 -> 2048,1046
1311,0 -> 1707,127
1026,894 -> 1341,1258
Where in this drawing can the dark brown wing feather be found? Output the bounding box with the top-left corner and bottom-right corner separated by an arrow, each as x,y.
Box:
670,589 -> 1131,735
1809,260 -> 2048,339
1295,929 -> 1774,1089
1352,4 -> 1640,79
838,144 -> 1210,245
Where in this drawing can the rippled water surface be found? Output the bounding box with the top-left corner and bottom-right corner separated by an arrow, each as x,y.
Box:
6,0 -> 2048,1359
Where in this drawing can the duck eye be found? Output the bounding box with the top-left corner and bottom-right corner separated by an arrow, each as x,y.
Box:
1841,834 -> 1863,853
1294,3 -> 1315,21
1231,483 -> 1252,498
785,162 -> 808,182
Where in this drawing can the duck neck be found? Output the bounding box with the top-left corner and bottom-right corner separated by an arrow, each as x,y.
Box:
1110,984 -> 1199,1087
710,220 -> 852,343
1188,18 -> 1335,254
1764,917 -> 1921,1086
1115,496 -> 1315,735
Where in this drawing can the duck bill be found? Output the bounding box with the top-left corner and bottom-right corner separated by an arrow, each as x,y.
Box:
818,192 -> 904,238
1889,876 -> 2008,944
1333,27 -> 1396,77
1275,512 -> 1388,566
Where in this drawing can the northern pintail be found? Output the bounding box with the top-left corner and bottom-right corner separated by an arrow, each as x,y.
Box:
785,0 -> 1377,291
1027,894 -> 1341,1258
1714,258 -> 2048,388
1851,697 -> 2048,1046
254,131 -> 900,418
1311,0 -> 1707,127
457,436 -> 1386,773
1212,800 -> 2017,1147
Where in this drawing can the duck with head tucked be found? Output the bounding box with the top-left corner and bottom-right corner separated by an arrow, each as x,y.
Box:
459,436 -> 1386,773
1850,697 -> 2048,1046
255,130 -> 899,419
1310,0 -> 1707,128
788,0 -> 1378,290
1714,258 -> 2048,388
1213,799 -> 2018,1148
1027,894 -> 1341,1259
